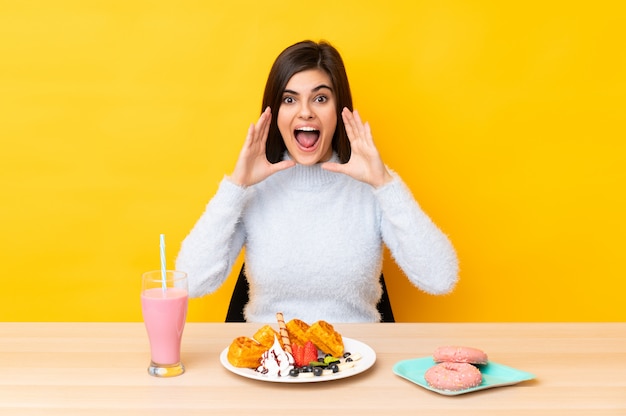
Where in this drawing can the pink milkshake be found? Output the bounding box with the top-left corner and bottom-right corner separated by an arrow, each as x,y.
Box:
141,270 -> 188,377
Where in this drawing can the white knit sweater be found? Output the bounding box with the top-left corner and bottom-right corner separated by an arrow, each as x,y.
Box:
176,154 -> 458,323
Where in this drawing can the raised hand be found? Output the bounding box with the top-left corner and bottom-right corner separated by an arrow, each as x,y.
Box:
228,107 -> 295,187
322,108 -> 393,188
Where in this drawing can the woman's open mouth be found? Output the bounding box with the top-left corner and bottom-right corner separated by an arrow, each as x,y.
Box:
294,127 -> 320,149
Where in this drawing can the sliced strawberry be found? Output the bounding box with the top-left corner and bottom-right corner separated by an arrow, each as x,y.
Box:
292,343 -> 305,367
303,341 -> 318,365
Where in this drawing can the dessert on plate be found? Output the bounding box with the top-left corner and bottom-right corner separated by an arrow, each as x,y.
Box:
226,313 -> 359,379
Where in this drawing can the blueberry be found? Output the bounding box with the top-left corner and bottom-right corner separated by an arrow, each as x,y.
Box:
329,363 -> 339,373
289,368 -> 299,377
312,367 -> 323,376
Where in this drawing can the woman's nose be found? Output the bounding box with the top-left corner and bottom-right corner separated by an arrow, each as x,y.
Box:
298,103 -> 314,119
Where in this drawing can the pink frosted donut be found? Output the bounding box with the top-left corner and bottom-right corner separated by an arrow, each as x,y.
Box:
433,346 -> 488,365
424,362 -> 483,391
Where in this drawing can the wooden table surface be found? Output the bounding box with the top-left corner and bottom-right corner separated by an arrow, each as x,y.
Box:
1,322 -> 625,415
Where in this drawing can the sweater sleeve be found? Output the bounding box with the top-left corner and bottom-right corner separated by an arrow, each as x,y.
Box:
374,174 -> 459,295
175,177 -> 249,298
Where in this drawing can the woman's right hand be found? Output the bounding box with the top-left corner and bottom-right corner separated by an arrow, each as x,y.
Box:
228,107 -> 295,187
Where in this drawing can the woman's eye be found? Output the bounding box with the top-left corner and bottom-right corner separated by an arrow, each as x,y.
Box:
315,95 -> 328,103
282,96 -> 295,104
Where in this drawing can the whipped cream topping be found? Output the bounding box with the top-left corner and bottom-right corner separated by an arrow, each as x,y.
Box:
256,336 -> 295,377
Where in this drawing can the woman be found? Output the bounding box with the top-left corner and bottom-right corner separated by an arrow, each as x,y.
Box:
176,40 -> 458,323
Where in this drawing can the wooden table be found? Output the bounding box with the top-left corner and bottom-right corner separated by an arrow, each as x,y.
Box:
1,322 -> 624,415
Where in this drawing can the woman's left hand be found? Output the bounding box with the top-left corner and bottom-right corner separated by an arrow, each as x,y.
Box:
322,108 -> 393,188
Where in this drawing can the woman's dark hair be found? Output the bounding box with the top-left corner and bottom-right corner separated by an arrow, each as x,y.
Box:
262,40 -> 353,163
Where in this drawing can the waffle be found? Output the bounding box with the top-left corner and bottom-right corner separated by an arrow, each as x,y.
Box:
306,320 -> 344,357
286,318 -> 310,346
226,336 -> 266,368
252,324 -> 282,349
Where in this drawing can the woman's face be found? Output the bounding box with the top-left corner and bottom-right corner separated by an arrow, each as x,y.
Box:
277,69 -> 337,165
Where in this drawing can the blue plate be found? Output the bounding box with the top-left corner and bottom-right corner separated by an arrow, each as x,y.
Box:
393,357 -> 535,396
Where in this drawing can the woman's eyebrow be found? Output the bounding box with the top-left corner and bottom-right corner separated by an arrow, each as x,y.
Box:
312,84 -> 333,92
282,84 -> 333,95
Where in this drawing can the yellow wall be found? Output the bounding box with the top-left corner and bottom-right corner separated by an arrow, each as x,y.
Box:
1,1 -> 624,322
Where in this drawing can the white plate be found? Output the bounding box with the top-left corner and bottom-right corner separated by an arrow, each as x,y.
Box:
220,337 -> 376,383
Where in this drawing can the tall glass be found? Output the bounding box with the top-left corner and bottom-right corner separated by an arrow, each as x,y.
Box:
141,270 -> 188,377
